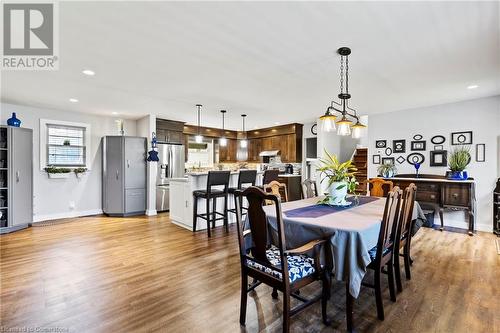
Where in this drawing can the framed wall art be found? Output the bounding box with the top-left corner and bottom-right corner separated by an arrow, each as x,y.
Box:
411,140 -> 426,151
407,152 -> 425,165
372,154 -> 381,164
434,145 -> 444,151
430,150 -> 447,167
381,157 -> 395,165
393,140 -> 406,153
475,144 -> 485,162
376,140 -> 387,148
396,156 -> 405,164
385,147 -> 393,156
451,131 -> 473,145
431,135 -> 445,144
413,134 -> 423,140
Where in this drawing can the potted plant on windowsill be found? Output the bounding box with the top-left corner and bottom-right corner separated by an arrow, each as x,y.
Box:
317,150 -> 358,206
44,166 -> 71,179
447,146 -> 471,180
74,167 -> 87,178
377,163 -> 398,178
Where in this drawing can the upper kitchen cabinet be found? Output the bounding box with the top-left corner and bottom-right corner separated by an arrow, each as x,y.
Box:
156,119 -> 185,144
247,123 -> 303,162
219,138 -> 237,162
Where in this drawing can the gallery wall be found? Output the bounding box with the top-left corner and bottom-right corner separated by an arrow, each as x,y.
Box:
367,95 -> 500,231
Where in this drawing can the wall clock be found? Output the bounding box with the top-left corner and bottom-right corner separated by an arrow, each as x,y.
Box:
311,124 -> 317,136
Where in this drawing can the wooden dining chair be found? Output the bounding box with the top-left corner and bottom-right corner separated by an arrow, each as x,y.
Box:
394,183 -> 417,292
234,187 -> 330,332
301,179 -> 318,199
264,180 -> 288,204
356,187 -> 402,324
368,178 -> 394,197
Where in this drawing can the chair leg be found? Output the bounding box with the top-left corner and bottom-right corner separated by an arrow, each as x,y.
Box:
282,292 -> 290,333
322,271 -> 331,325
212,197 -> 217,229
224,194 -> 229,232
206,197 -> 211,238
394,250 -> 403,293
193,196 -> 198,232
374,268 -> 384,320
387,260 -> 397,302
404,244 -> 412,280
239,272 -> 248,326
272,287 -> 278,299
346,282 -> 354,332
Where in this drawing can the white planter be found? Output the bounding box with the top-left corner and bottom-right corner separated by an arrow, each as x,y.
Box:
328,181 -> 349,206
47,173 -> 70,179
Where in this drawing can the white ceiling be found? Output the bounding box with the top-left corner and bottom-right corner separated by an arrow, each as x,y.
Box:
1,1 -> 499,130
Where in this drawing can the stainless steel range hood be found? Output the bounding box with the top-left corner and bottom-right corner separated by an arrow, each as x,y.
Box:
259,150 -> 280,157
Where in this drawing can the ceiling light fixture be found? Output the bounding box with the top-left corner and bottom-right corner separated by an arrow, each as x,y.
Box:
467,84 -> 478,90
69,98 -> 79,103
319,47 -> 367,138
240,114 -> 248,148
219,110 -> 227,147
82,69 -> 95,76
195,104 -> 203,143
111,112 -> 118,115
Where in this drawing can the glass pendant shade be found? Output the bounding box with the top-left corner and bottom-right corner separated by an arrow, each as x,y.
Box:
195,135 -> 203,143
219,136 -> 227,147
320,114 -> 337,132
336,117 -> 352,136
351,122 -> 366,139
240,139 -> 248,148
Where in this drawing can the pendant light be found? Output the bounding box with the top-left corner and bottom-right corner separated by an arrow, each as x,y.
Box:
219,110 -> 227,147
195,104 -> 203,143
319,47 -> 367,137
240,114 -> 248,148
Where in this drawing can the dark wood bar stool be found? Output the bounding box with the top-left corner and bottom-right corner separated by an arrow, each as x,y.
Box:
228,170 -> 257,217
193,171 -> 231,237
261,169 -> 280,187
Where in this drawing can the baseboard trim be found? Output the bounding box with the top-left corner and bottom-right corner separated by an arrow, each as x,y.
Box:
33,209 -> 103,222
433,217 -> 492,233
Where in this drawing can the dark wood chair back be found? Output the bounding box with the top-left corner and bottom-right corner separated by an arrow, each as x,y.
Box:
397,183 -> 417,242
234,187 -> 287,278
368,178 -> 394,197
374,186 -> 402,262
206,171 -> 231,192
301,179 -> 318,199
264,180 -> 288,203
237,169 -> 257,188
262,169 -> 280,185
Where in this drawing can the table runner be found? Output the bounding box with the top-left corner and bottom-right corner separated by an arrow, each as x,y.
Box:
284,196 -> 379,218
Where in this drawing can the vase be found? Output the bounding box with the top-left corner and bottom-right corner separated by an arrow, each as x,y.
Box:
7,112 -> 21,127
328,181 -> 349,206
448,170 -> 468,180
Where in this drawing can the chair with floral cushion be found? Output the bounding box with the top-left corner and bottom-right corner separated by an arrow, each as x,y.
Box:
234,186 -> 330,333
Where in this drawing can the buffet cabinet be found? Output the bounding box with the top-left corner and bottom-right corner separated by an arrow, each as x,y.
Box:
384,174 -> 476,235
0,126 -> 33,234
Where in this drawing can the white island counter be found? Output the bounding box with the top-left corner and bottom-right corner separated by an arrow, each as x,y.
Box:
169,171 -> 263,231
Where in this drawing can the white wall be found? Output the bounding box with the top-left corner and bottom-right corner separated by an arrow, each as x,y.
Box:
0,103 -> 137,221
136,114 -> 157,216
367,96 -> 500,231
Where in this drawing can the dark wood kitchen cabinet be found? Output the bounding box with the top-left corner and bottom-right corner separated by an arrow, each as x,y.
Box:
247,138 -> 262,162
156,119 -> 184,144
219,139 -> 237,162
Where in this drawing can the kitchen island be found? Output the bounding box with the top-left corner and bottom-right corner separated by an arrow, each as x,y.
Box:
169,171 -> 264,231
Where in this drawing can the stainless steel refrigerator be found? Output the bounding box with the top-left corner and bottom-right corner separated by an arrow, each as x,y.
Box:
156,143 -> 185,212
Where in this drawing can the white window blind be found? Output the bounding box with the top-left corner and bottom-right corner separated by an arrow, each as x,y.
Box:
47,124 -> 86,167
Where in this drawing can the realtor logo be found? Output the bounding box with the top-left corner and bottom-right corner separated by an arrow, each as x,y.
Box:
2,2 -> 59,70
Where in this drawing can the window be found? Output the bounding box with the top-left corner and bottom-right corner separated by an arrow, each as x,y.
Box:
40,119 -> 91,170
47,124 -> 86,167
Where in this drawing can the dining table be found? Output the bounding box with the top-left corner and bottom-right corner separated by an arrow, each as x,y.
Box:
259,195 -> 427,328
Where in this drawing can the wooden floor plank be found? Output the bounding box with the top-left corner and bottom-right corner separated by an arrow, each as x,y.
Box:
1,214 -> 499,333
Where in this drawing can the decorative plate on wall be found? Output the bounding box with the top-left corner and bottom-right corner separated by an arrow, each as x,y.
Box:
385,147 -> 393,156
431,135 -> 445,144
451,131 -> 473,145
376,140 -> 387,148
382,157 -> 395,165
396,156 -> 406,164
411,141 -> 426,151
413,134 -> 423,140
430,150 -> 447,167
372,155 -> 381,164
393,140 -> 406,153
407,152 -> 425,165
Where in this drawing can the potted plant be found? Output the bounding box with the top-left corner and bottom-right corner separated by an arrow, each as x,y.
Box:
74,167 -> 87,178
44,166 -> 71,179
448,146 -> 471,180
377,163 -> 398,178
317,150 -> 358,206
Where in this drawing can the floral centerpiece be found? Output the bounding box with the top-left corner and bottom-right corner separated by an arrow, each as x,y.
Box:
317,150 -> 358,206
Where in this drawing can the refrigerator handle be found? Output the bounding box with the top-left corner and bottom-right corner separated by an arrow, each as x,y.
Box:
16,171 -> 20,183
169,147 -> 173,178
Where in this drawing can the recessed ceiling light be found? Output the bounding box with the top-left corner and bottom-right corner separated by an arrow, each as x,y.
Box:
82,69 -> 95,76
69,98 -> 79,103
274,122 -> 280,125
467,84 -> 478,90
111,112 -> 118,115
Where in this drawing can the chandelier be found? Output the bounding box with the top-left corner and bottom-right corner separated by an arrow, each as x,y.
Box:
319,47 -> 366,138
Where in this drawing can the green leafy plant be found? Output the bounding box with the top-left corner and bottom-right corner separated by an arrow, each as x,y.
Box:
448,145 -> 471,172
44,166 -> 71,174
73,167 -> 87,174
63,139 -> 71,146
317,149 -> 358,194
377,163 -> 398,178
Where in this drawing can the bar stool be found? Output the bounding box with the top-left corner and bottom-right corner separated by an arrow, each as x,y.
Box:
228,169 -> 257,217
260,169 -> 280,188
193,171 -> 231,237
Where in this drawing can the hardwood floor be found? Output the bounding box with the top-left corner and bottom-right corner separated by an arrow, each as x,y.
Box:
1,214 -> 499,333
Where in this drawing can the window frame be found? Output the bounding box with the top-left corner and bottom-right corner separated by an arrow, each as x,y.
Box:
40,119 -> 91,170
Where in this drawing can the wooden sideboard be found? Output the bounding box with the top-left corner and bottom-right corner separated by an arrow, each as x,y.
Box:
379,174 -> 476,235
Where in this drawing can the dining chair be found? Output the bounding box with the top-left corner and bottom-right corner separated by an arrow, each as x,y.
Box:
301,179 -> 318,199
234,187 -> 330,332
394,183 -> 417,292
368,178 -> 394,197
358,186 -> 402,322
264,180 -> 288,203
